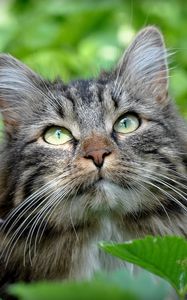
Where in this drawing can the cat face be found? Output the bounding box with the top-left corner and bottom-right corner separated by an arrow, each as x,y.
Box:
0,26 -> 186,232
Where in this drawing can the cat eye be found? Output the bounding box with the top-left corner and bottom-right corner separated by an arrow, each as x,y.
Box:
114,114 -> 140,134
44,126 -> 73,145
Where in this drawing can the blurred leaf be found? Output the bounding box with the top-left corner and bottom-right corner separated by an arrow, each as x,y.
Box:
9,268 -> 172,300
22,49 -> 84,80
96,269 -> 172,300
10,279 -> 136,300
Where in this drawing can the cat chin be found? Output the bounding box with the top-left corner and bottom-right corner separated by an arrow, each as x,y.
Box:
80,179 -> 144,214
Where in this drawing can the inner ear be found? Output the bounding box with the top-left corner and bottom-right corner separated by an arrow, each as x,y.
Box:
113,26 -> 168,103
0,100 -> 20,136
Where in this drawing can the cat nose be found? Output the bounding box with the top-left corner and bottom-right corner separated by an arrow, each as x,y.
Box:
84,148 -> 111,168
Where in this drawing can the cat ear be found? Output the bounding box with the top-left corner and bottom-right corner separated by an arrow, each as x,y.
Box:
0,54 -> 42,135
113,26 -> 168,103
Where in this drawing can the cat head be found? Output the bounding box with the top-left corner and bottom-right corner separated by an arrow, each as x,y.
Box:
0,26 -> 186,232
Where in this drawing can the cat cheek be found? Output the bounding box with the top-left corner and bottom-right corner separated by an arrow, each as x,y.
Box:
101,152 -> 118,169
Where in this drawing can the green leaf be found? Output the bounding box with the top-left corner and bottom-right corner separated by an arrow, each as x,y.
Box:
9,280 -> 136,300
9,268 -> 171,300
95,269 -> 171,300
100,236 -> 187,298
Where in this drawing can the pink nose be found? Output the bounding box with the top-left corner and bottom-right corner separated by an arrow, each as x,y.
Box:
84,148 -> 111,168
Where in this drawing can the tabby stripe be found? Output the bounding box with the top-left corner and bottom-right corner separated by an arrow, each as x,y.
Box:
55,103 -> 64,119
97,86 -> 103,103
66,92 -> 76,107
127,196 -> 187,221
111,92 -> 119,109
2,212 -> 52,239
23,166 -> 46,200
20,139 -> 38,152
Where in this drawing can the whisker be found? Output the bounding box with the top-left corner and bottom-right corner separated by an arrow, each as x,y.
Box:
2,183 -> 63,266
119,159 -> 187,190
31,181 -> 77,262
134,179 -> 173,226
68,181 -> 85,242
131,161 -> 187,193
139,175 -> 187,214
0,170 -> 71,233
1,173 -> 73,264
25,184 -> 72,266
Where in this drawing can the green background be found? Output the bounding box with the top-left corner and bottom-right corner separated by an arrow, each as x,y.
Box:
0,0 -> 186,117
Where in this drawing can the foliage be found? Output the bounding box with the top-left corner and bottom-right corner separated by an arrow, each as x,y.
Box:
10,235 -> 187,300
0,0 -> 186,116
8,236 -> 187,300
101,236 -> 187,299
10,280 -> 137,300
9,269 -> 170,300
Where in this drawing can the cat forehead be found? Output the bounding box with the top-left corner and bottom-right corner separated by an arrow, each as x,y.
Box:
47,78 -> 156,128
64,79 -> 110,104
54,78 -> 129,110
43,79 -> 122,132
52,78 -> 156,119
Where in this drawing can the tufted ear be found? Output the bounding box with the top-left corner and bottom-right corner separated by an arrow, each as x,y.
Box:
0,54 -> 43,135
113,26 -> 168,103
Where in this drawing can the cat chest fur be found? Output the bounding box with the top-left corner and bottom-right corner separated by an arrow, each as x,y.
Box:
0,217 -> 128,281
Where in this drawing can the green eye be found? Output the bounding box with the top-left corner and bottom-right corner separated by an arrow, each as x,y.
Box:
114,114 -> 140,134
44,126 -> 73,145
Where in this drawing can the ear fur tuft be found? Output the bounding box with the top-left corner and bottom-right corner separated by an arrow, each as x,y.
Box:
113,26 -> 168,103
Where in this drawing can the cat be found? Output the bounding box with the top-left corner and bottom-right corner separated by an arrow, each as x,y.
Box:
0,26 -> 186,293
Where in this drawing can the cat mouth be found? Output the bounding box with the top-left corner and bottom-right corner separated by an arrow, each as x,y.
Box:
95,171 -> 128,187
94,173 -> 112,186
89,176 -> 129,191
74,170 -> 131,197
95,178 -> 120,189
95,175 -> 105,183
75,176 -> 110,196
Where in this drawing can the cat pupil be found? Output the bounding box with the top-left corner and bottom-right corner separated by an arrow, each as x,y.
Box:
122,119 -> 128,128
56,130 -> 61,139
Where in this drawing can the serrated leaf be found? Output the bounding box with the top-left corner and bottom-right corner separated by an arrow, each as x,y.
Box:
100,236 -> 187,297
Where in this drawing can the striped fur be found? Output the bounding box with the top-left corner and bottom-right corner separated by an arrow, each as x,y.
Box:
0,26 -> 186,291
